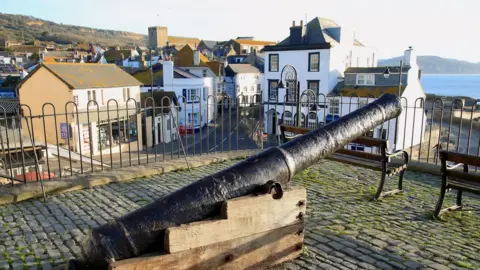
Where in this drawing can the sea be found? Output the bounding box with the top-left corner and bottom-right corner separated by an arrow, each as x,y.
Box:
421,74 -> 480,99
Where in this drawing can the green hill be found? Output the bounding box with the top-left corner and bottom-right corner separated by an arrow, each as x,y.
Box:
379,56 -> 480,74
0,12 -> 147,47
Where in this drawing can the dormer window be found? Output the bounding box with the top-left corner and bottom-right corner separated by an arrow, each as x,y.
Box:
356,74 -> 374,85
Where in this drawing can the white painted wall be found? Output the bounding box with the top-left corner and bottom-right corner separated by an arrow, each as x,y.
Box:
73,86 -> 141,109
263,49 -> 330,101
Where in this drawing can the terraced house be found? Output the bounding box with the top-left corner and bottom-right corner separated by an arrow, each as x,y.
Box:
17,63 -> 143,155
262,17 -> 377,134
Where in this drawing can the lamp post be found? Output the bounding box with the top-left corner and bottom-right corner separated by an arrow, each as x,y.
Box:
384,60 -> 403,149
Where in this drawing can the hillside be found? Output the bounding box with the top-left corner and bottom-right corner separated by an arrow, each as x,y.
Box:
0,13 -> 147,47
379,56 -> 480,74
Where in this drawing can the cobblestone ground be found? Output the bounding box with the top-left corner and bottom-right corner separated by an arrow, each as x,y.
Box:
1,160 -> 480,269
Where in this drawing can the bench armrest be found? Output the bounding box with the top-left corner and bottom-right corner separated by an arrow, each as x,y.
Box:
446,162 -> 464,170
386,150 -> 409,165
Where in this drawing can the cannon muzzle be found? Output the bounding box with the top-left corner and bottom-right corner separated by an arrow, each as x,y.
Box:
76,94 -> 402,269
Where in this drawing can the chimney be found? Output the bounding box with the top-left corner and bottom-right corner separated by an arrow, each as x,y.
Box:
403,46 -> 417,67
289,20 -> 304,45
193,49 -> 200,66
163,60 -> 174,90
292,21 -> 296,27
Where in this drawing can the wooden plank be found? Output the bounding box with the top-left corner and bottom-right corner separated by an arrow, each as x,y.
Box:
222,187 -> 306,219
165,188 -> 306,253
328,153 -> 382,171
280,125 -> 310,135
110,223 -> 304,270
441,151 -> 480,167
351,137 -> 386,147
336,149 -> 384,162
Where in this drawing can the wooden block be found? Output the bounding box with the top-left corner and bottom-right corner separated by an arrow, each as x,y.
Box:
165,187 -> 306,253
110,223 -> 304,270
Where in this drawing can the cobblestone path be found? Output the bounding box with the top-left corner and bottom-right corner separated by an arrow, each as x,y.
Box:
1,160 -> 479,269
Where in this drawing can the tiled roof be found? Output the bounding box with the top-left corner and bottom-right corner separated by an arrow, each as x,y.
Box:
131,64 -> 198,86
328,81 -> 407,97
174,45 -> 209,67
103,50 -> 131,62
200,40 -> 219,50
9,45 -> 43,53
0,100 -> 19,114
24,63 -> 142,89
233,39 -> 276,46
168,36 -> 201,47
206,61 -> 222,76
227,64 -> 260,74
345,67 -> 411,74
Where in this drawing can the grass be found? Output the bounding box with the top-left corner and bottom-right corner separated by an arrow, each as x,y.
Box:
454,260 -> 476,269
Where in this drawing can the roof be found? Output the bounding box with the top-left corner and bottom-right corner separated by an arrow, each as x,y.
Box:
205,61 -> 223,76
103,50 -> 131,62
0,64 -> 19,74
232,39 -> 276,46
199,40 -> 218,50
75,43 -> 91,51
9,45 -> 43,53
242,52 -> 265,72
43,51 -> 75,58
227,64 -> 260,74
328,81 -> 407,97
168,36 -> 201,48
174,45 -> 209,67
131,63 -> 198,86
345,66 -> 411,74
0,100 -> 19,114
20,63 -> 142,90
141,91 -> 178,113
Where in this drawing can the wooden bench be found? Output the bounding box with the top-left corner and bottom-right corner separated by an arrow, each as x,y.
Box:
434,151 -> 480,218
280,124 -> 409,200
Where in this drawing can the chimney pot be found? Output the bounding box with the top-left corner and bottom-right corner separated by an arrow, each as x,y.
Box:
292,21 -> 296,27
300,20 -> 304,27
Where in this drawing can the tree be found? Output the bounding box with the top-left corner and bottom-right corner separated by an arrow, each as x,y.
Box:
41,31 -> 49,37
29,52 -> 40,62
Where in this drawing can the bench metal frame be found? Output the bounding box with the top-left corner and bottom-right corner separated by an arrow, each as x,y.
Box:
434,151 -> 480,218
279,124 -> 409,200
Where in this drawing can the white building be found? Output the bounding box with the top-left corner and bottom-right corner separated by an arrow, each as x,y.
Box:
262,17 -> 376,134
174,45 -> 224,99
327,47 -> 426,151
133,61 -> 216,131
225,64 -> 262,106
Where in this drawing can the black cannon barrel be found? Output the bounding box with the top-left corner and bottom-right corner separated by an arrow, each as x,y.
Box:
76,94 -> 402,269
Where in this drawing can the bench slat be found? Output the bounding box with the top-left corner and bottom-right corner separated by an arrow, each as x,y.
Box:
336,149 -> 384,162
351,137 -> 387,147
328,154 -> 382,170
447,170 -> 480,184
441,151 -> 480,167
279,125 -> 310,135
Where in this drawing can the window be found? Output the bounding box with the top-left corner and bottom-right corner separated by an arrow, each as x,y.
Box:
307,80 -> 320,97
257,84 -> 261,92
283,111 -> 293,126
127,88 -> 131,99
217,83 -> 222,93
87,91 -> 92,102
329,99 -> 340,115
268,80 -> 278,100
244,86 -> 247,93
269,54 -> 279,72
308,52 -> 320,72
236,84 -> 240,93
188,89 -> 198,101
203,87 -> 207,101
308,112 -> 318,129
187,112 -> 200,126
359,100 -> 368,108
101,89 -> 104,105
74,95 -> 79,105
294,113 -> 305,127
202,70 -> 207,77
123,88 -> 127,101
356,74 -> 375,85
250,86 -> 254,92
286,81 -> 296,102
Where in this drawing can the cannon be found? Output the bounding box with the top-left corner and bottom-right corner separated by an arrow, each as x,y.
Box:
73,94 -> 402,269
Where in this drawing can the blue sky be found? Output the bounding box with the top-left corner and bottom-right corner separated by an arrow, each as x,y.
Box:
2,0 -> 478,62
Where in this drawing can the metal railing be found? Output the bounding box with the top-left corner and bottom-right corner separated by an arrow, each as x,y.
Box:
1,93 -> 479,187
